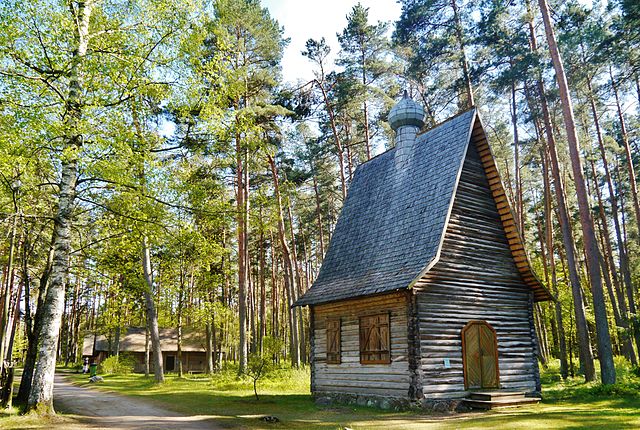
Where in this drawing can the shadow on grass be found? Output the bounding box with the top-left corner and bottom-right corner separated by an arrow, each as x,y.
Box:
62,366 -> 640,430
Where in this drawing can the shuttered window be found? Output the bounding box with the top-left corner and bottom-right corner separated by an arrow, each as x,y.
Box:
359,313 -> 391,364
326,318 -> 341,364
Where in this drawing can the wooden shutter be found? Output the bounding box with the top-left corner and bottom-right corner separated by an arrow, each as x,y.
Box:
326,318 -> 341,364
359,313 -> 391,364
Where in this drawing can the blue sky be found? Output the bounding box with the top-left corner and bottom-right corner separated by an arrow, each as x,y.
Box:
262,0 -> 596,85
262,0 -> 400,84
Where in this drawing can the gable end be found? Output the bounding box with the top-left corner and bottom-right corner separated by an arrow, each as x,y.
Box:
412,116 -> 551,302
471,118 -> 551,301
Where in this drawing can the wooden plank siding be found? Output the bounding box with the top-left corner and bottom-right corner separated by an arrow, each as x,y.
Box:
473,120 -> 550,301
311,292 -> 412,398
413,135 -> 539,400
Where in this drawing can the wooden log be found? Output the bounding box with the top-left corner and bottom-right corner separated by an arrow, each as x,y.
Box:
312,292 -> 410,397
414,136 -> 539,399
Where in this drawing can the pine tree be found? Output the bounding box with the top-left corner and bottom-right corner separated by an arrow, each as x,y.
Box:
538,0 -> 616,385
337,3 -> 393,160
395,0 -> 475,110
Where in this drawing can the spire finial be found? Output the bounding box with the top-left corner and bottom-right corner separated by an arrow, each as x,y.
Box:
403,89 -> 409,99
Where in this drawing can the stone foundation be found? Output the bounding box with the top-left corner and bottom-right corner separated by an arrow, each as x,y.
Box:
314,392 -> 473,413
314,393 -> 414,411
420,398 -> 468,412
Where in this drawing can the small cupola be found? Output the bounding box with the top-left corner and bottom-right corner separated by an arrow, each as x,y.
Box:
388,90 -> 426,131
388,91 -> 426,168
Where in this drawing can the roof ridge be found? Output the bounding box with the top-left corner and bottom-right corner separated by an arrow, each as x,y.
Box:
416,106 -> 477,137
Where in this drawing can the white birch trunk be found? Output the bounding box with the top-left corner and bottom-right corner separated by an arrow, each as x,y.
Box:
26,0 -> 93,413
142,236 -> 164,383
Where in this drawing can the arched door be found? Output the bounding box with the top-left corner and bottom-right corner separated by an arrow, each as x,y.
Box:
462,321 -> 499,389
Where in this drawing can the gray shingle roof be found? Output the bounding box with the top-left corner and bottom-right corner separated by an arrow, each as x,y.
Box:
296,109 -> 477,306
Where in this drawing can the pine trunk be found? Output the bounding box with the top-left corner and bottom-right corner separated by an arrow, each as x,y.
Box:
511,77 -> 524,235
177,273 -> 184,378
313,175 -> 325,258
316,80 -> 347,199
144,324 -> 150,377
588,78 -> 640,356
206,321 -> 214,374
610,67 -> 640,241
589,159 -> 637,364
528,37 -> 595,382
268,155 -> 300,368
539,0 -> 615,384
451,0 -> 474,108
236,130 -> 248,373
259,215 -> 267,354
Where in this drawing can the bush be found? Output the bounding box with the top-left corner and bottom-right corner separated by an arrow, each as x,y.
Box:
70,361 -> 83,373
98,354 -> 135,375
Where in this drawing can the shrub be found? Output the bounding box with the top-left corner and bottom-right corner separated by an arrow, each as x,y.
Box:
246,337 -> 284,400
98,354 -> 135,375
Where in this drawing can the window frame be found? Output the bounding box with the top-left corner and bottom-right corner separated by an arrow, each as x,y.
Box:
359,312 -> 391,365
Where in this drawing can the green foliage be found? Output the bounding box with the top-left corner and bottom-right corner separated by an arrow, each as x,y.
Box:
394,0 -> 474,116
336,3 -> 396,156
98,355 -> 136,375
541,358 -> 640,401
69,361 -> 84,373
246,336 -> 285,400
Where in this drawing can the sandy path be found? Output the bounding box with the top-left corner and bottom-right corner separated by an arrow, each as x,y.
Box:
53,374 -> 222,430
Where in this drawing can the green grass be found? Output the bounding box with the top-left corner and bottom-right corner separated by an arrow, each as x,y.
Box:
57,361 -> 640,429
2,360 -> 638,429
0,406 -> 90,430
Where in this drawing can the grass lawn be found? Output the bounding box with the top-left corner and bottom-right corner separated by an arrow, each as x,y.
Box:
1,361 -> 638,429
55,361 -> 640,430
0,406 -> 93,430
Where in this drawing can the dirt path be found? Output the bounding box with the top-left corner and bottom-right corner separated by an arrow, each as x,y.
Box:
53,374 -> 222,430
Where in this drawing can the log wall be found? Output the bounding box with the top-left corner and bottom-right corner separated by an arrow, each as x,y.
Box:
311,291 -> 411,398
413,137 -> 539,399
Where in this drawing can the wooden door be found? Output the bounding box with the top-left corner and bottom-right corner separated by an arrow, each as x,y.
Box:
166,355 -> 175,372
462,321 -> 499,389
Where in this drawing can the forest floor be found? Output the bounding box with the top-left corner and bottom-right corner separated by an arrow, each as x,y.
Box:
52,373 -> 221,429
0,372 -> 222,430
1,362 -> 640,429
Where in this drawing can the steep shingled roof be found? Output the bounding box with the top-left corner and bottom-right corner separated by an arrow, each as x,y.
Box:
296,108 -> 550,306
